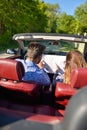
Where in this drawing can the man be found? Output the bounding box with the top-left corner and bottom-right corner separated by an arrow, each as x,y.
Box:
17,42 -> 50,86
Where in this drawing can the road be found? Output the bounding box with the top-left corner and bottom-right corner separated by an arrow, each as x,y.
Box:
0,52 -> 14,58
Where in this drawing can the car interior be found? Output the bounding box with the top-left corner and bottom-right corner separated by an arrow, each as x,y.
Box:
0,33 -> 87,129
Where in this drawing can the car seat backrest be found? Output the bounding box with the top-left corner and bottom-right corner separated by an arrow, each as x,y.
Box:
0,58 -> 25,81
70,68 -> 87,89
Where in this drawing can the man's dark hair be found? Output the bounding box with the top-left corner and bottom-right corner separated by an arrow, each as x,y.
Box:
27,42 -> 46,59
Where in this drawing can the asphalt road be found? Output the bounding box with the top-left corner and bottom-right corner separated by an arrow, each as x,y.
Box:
0,52 -> 14,58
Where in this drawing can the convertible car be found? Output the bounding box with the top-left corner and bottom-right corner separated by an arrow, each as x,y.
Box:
0,33 -> 87,130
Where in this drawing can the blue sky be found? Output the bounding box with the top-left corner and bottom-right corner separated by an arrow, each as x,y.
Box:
44,0 -> 87,15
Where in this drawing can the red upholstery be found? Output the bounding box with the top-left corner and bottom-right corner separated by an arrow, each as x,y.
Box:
0,58 -> 24,81
0,58 -> 42,96
0,106 -> 63,124
71,68 -> 87,88
55,68 -> 87,106
0,59 -> 65,124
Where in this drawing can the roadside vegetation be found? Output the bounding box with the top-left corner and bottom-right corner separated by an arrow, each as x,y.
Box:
0,0 -> 87,51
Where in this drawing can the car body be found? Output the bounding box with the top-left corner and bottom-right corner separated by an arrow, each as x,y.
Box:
0,33 -> 87,130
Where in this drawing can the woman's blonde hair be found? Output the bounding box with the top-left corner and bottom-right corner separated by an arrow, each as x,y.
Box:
64,50 -> 87,84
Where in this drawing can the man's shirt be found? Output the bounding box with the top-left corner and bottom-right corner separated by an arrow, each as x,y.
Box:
16,59 -> 50,86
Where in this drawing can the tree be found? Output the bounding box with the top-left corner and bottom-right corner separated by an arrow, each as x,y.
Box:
56,13 -> 77,34
74,1 -> 87,34
0,0 -> 48,48
44,3 -> 60,32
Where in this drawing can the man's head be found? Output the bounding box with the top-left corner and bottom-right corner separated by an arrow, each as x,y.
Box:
27,42 -> 46,63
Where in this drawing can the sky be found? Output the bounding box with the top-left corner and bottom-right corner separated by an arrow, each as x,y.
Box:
44,0 -> 87,15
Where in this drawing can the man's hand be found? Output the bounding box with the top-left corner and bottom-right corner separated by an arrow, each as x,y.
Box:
37,60 -> 45,69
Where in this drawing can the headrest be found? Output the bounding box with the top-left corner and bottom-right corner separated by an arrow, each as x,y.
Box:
71,68 -> 87,88
0,58 -> 25,81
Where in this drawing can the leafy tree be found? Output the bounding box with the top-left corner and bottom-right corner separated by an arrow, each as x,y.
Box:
74,1 -> 87,34
44,3 -> 60,32
0,0 -> 48,50
56,13 -> 77,34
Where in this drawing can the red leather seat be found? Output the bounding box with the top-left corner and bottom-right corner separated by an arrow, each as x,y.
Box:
55,68 -> 87,107
0,58 -> 42,96
0,59 -> 65,124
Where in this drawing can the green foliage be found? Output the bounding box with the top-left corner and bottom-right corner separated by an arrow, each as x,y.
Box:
0,0 -> 48,33
44,3 -> 60,32
74,1 -> 87,34
56,13 -> 77,34
0,0 -> 48,51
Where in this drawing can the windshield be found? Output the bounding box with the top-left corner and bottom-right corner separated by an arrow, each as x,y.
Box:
23,40 -> 77,56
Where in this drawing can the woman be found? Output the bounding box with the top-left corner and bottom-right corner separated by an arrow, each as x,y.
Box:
64,50 -> 87,84
53,50 -> 87,85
